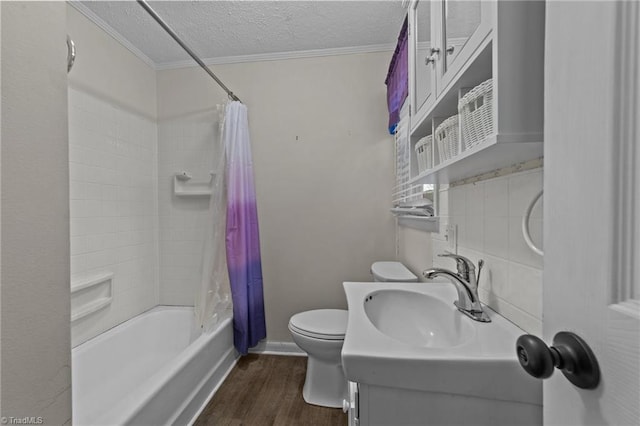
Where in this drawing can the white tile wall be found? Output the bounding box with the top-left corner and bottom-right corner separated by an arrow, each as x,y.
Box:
69,88 -> 159,346
431,168 -> 544,335
157,110 -> 221,305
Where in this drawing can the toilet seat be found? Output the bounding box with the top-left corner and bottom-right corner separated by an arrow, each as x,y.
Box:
289,309 -> 347,341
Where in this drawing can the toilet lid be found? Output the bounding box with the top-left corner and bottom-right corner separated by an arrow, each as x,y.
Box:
371,261 -> 418,282
289,309 -> 347,340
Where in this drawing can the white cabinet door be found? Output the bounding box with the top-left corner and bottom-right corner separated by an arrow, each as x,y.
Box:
409,0 -> 493,131
437,0 -> 492,95
409,0 -> 436,123
544,2 -> 640,425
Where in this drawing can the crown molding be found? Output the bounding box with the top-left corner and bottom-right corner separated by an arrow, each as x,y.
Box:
67,0 -> 157,70
155,43 -> 396,70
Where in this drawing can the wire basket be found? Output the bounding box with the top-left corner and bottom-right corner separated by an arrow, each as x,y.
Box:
435,115 -> 460,163
458,78 -> 494,150
415,135 -> 433,174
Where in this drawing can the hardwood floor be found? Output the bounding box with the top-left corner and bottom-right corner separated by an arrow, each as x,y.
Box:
194,354 -> 348,426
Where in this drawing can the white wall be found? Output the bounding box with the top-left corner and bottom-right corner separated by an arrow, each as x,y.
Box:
1,2 -> 71,423
398,168 -> 543,335
67,6 -> 159,346
157,51 -> 396,342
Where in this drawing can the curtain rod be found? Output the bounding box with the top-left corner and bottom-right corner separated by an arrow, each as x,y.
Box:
136,0 -> 242,103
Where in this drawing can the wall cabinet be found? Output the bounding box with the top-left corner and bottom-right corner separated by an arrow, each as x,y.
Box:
407,0 -> 544,184
410,0 -> 492,123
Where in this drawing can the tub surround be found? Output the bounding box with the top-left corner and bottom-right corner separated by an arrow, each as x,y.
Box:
68,5 -> 160,347
156,109 -> 220,306
68,87 -> 159,347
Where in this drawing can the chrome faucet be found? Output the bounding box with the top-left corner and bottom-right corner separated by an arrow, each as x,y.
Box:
423,253 -> 491,323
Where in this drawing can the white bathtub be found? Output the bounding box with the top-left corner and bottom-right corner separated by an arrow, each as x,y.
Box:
72,306 -> 236,425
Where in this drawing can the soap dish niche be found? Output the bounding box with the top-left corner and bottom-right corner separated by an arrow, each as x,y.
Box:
174,171 -> 214,197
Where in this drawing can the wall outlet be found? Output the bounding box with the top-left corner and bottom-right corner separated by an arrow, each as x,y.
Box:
445,224 -> 457,253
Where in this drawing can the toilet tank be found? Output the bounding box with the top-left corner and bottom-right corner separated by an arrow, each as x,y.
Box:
371,262 -> 418,282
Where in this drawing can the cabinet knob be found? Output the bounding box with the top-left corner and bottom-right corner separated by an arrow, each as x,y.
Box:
430,47 -> 441,55
446,45 -> 455,55
516,332 -> 600,389
425,55 -> 436,65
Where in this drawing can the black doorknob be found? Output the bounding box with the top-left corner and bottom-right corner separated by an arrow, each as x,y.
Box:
516,332 -> 600,389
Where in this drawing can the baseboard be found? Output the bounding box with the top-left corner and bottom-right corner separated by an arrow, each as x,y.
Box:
249,340 -> 307,356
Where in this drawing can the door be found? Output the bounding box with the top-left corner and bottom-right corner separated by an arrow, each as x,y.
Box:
544,2 -> 640,425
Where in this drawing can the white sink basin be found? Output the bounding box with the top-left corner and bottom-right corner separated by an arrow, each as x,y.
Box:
341,281 -> 541,406
364,289 -> 474,348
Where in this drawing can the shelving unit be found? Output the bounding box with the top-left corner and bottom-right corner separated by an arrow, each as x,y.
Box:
407,0 -> 545,185
393,109 -> 439,232
410,134 -> 542,185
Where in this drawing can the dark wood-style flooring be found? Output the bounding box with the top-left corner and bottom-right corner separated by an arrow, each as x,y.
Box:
194,354 -> 348,426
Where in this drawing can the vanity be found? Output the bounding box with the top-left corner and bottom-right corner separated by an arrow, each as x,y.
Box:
341,281 -> 542,425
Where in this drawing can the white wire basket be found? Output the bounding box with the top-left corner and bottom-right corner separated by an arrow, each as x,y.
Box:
435,115 -> 460,163
458,78 -> 494,150
415,135 -> 433,174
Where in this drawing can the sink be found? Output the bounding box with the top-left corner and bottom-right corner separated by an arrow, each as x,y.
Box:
341,281 -> 541,406
364,289 -> 474,348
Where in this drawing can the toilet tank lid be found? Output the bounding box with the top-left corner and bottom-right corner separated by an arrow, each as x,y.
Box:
371,261 -> 418,282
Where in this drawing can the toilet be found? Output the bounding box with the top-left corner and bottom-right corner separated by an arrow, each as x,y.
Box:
288,261 -> 417,408
371,261 -> 418,282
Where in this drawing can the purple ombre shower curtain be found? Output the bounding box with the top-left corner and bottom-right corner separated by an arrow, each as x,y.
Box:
224,101 -> 266,355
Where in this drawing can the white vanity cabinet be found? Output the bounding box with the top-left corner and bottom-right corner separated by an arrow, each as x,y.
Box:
407,0 -> 544,184
349,383 -> 541,426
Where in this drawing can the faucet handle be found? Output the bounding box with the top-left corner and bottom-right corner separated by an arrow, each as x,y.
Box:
437,253 -> 476,280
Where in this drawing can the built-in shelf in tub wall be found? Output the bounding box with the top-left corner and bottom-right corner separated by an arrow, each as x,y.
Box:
174,171 -> 215,197
71,273 -> 113,322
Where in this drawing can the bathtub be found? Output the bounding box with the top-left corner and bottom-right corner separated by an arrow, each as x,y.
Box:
72,306 -> 236,425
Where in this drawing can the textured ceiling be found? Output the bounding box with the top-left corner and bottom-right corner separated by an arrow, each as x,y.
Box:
78,1 -> 408,67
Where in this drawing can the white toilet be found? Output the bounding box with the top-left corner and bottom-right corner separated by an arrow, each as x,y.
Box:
288,261 -> 417,408
371,261 -> 418,282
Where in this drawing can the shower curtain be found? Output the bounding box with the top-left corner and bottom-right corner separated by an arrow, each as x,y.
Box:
224,101 -> 266,354
195,105 -> 232,331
